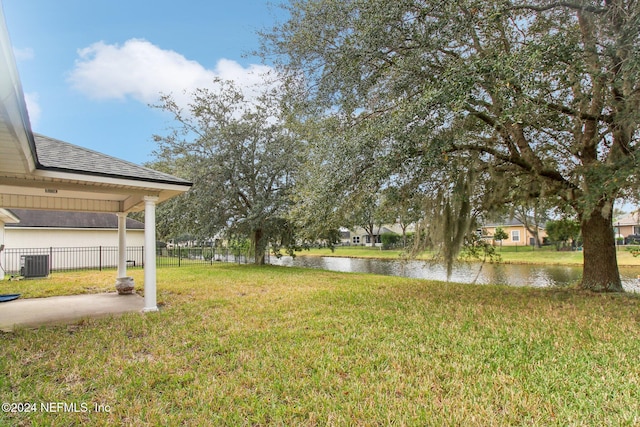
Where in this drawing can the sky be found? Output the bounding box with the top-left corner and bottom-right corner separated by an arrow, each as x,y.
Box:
2,0 -> 286,165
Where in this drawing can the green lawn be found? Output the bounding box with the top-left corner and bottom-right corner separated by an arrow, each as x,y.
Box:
2,265 -> 640,425
302,245 -> 640,266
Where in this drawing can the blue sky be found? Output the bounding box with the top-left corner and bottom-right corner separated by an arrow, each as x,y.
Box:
3,0 -> 285,165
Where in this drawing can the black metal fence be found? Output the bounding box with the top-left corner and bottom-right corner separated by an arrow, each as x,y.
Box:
160,247 -> 268,267
1,246 -> 267,276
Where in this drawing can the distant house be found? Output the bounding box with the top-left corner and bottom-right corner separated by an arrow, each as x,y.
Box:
345,224 -> 415,247
482,218 -> 547,247
614,212 -> 640,239
4,209 -> 144,248
338,228 -> 352,246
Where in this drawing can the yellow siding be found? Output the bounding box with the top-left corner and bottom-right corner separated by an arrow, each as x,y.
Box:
483,225 -> 547,246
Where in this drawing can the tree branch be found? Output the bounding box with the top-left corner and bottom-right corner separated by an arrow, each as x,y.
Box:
237,191 -> 252,210
447,142 -> 578,191
509,3 -> 608,14
541,100 -> 614,124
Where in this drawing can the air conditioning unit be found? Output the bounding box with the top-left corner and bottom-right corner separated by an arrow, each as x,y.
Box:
20,255 -> 50,278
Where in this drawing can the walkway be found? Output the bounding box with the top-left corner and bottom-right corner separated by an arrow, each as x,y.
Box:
0,293 -> 145,332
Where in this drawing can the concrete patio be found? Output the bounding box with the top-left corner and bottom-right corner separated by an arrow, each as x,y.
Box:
0,293 -> 145,332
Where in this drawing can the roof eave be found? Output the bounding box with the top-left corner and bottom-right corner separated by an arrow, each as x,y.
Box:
34,165 -> 193,188
0,7 -> 38,173
0,208 -> 19,224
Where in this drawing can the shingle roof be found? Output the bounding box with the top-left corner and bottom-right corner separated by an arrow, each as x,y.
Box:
34,133 -> 191,186
617,212 -> 640,226
6,209 -> 145,230
483,217 -> 546,229
483,218 -> 524,227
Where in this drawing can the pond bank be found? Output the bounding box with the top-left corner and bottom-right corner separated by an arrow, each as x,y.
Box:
297,246 -> 640,267
272,253 -> 640,292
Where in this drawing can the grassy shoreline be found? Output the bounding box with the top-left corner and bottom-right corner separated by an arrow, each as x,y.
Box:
2,265 -> 640,425
298,245 -> 640,267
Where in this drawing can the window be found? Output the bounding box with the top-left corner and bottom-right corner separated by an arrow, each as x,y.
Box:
352,236 -> 360,244
634,226 -> 640,235
511,230 -> 520,242
365,235 -> 381,244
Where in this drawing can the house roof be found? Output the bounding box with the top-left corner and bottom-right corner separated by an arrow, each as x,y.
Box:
351,226 -> 395,235
616,212 -> 640,226
483,217 -> 546,229
5,209 -> 144,230
34,134 -> 191,186
0,208 -> 19,224
375,226 -> 394,235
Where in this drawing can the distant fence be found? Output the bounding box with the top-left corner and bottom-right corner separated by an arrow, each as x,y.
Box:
1,246 -> 268,275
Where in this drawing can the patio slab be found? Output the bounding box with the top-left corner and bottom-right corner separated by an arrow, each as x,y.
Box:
0,293 -> 145,332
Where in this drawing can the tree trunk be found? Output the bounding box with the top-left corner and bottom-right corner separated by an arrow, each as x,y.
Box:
580,202 -> 622,292
253,228 -> 266,265
401,224 -> 408,248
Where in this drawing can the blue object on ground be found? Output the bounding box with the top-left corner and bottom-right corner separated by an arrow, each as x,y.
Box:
0,294 -> 20,303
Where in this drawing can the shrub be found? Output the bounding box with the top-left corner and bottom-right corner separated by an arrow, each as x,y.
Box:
381,233 -> 402,249
627,246 -> 640,257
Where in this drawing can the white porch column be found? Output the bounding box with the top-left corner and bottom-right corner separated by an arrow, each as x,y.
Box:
115,212 -> 135,295
117,212 -> 128,278
143,196 -> 159,312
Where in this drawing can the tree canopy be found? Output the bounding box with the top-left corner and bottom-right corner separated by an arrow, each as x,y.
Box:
263,0 -> 640,291
151,78 -> 302,264
546,218 -> 582,249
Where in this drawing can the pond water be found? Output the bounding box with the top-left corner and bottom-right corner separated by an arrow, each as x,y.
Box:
270,256 -> 640,292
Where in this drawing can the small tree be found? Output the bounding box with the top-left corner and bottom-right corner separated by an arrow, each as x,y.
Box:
546,219 -> 581,251
380,185 -> 423,248
493,227 -> 508,250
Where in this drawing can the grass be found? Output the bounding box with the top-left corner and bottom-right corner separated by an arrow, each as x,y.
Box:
2,265 -> 640,425
302,245 -> 640,266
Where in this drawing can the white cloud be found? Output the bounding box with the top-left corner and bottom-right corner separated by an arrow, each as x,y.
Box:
68,39 -> 274,108
24,92 -> 41,127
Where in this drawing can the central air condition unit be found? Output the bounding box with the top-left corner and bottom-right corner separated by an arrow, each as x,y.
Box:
20,255 -> 50,278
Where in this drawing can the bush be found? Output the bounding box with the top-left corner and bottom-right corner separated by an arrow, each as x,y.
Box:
381,233 -> 402,249
627,246 -> 640,257
546,218 -> 581,250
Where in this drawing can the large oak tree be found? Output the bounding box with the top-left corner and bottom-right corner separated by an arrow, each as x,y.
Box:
152,79 -> 302,264
264,0 -> 640,291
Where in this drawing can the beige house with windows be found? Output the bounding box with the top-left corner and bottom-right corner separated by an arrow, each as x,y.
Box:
482,218 -> 547,247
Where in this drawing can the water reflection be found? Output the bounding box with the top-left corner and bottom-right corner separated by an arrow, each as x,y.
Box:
270,256 -> 640,292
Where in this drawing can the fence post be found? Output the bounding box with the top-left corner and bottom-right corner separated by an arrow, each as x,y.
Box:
178,247 -> 181,267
